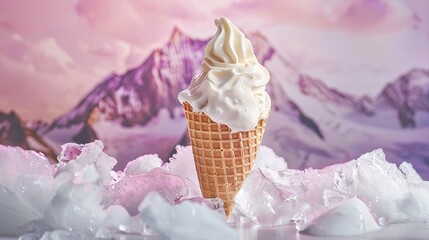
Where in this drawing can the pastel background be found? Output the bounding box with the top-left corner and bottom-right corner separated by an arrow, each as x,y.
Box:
0,0 -> 428,176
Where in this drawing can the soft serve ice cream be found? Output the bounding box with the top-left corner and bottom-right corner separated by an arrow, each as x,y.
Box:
178,17 -> 270,132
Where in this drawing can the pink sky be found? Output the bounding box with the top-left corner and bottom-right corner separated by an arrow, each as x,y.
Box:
0,0 -> 428,121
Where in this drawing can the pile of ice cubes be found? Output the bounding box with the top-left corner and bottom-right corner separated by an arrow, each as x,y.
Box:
231,148 -> 429,236
0,140 -> 428,239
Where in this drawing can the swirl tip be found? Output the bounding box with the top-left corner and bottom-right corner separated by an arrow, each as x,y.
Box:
215,17 -> 231,27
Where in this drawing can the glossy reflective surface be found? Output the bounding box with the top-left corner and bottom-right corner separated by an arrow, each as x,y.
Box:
2,223 -> 428,240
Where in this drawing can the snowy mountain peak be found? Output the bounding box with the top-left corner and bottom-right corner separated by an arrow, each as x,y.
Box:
169,27 -> 188,44
349,68 -> 429,128
49,29 -> 207,131
377,68 -> 429,108
401,68 -> 429,89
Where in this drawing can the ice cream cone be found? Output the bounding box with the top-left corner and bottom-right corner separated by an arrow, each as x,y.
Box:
183,102 -> 268,216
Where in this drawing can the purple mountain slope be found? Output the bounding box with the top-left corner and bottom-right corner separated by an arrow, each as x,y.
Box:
0,111 -> 57,162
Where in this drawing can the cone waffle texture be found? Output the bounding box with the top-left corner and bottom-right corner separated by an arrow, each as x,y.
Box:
183,102 -> 267,216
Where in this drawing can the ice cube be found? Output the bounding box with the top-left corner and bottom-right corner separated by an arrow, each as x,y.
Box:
57,141 -> 104,166
303,197 -> 380,236
291,149 -> 415,226
56,140 -> 116,183
44,141 -> 115,232
101,205 -> 130,228
124,154 -> 163,176
336,149 -> 410,225
0,145 -> 54,235
0,186 -> 43,236
109,168 -> 189,215
95,205 -> 153,237
181,197 -> 226,218
164,145 -> 202,198
323,189 -> 349,208
165,146 -> 199,184
400,162 -> 423,184
253,146 -> 288,171
235,148 -> 429,229
227,206 -> 254,225
43,176 -> 107,231
139,192 -> 237,240
2,141 -> 428,239
397,181 -> 429,222
233,168 -> 296,226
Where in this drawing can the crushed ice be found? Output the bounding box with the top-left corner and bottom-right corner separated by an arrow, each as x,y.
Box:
230,148 -> 429,236
0,141 -> 428,238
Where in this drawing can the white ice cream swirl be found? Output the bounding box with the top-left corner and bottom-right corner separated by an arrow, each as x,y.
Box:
178,17 -> 270,132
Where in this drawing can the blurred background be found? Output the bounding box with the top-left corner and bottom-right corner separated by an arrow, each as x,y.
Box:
0,0 -> 428,177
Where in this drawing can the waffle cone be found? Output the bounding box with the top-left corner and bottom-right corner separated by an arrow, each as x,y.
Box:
183,102 -> 268,216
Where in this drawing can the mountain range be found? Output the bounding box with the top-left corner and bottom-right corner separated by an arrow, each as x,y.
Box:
1,28 -> 428,176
